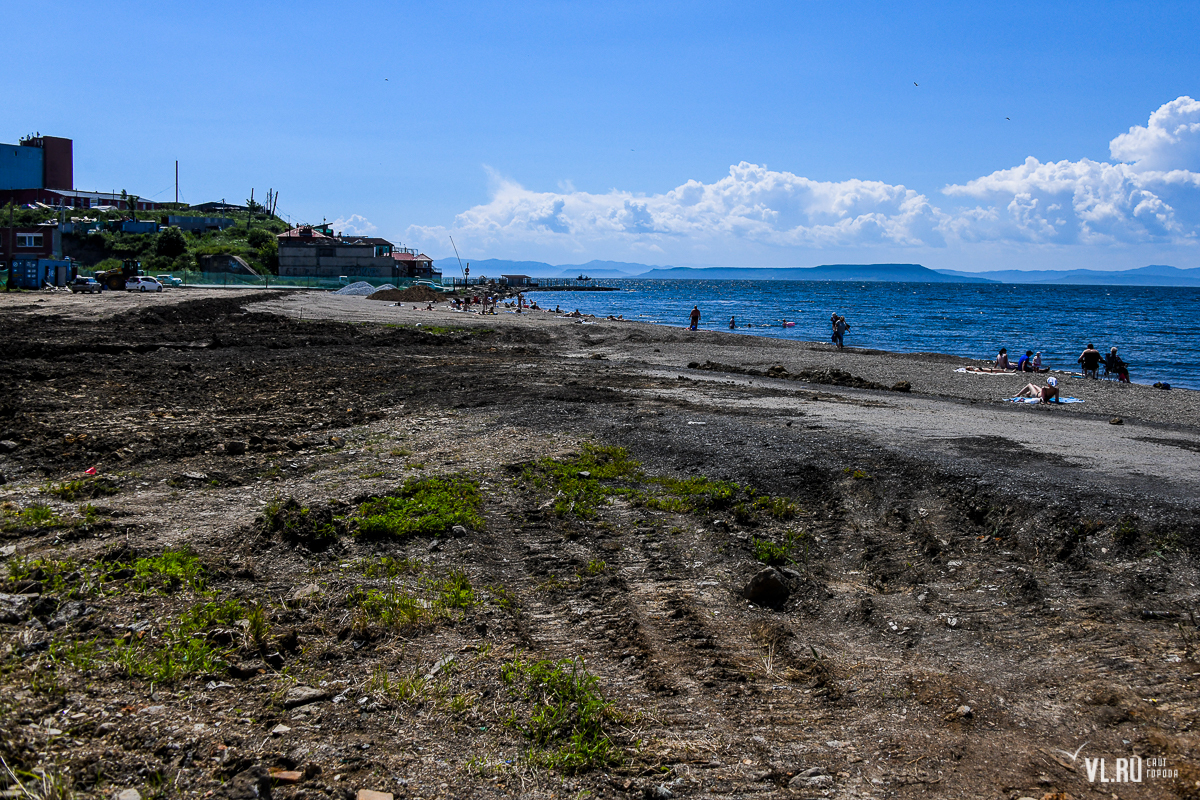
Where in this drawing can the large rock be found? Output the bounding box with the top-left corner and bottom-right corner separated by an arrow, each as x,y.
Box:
742,568 -> 790,609
283,685 -> 328,709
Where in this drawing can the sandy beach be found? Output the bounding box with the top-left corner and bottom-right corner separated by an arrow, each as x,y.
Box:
1,287 -> 1197,799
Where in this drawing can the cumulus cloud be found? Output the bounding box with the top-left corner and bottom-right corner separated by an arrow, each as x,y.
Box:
409,163 -> 948,255
1110,95 -> 1200,172
329,214 -> 377,236
410,97 -> 1200,260
940,96 -> 1200,247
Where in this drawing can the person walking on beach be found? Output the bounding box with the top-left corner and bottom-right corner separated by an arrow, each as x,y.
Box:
689,306 -> 701,331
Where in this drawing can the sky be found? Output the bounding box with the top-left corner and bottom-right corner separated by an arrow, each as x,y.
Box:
4,0 -> 1200,271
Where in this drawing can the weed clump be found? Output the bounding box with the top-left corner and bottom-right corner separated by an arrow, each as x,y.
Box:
358,475 -> 483,538
43,475 -> 120,501
753,529 -> 808,567
500,657 -> 621,772
354,568 -> 478,631
260,497 -> 343,548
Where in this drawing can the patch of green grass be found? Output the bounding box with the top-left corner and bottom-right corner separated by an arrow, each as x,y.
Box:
112,636 -> 226,684
42,475 -> 120,501
357,555 -> 422,578
843,468 -> 872,480
46,637 -> 103,673
639,476 -> 798,523
358,470 -> 385,479
488,584 -> 518,611
357,475 -> 483,538
132,548 -> 205,593
355,568 -> 477,630
500,657 -> 621,773
368,664 -> 429,705
520,444 -> 642,519
1,503 -> 62,531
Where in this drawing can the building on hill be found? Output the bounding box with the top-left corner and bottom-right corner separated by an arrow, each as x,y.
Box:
0,133 -> 159,210
276,226 -> 439,281
192,201 -> 247,214
166,215 -> 235,232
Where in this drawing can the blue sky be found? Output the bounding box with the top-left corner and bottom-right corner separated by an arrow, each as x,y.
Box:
5,1 -> 1200,270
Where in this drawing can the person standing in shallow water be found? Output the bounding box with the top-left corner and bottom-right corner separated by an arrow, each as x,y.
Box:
729,315 -> 736,329
689,306 -> 701,330
833,315 -> 850,348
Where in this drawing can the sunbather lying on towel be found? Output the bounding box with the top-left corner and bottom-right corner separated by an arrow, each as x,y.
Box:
1015,376 -> 1060,403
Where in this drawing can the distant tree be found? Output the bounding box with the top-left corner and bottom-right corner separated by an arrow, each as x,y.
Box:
155,226 -> 188,259
247,227 -> 274,249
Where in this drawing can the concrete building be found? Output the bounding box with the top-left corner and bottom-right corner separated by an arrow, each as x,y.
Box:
0,133 -> 159,210
167,215 -> 235,232
276,226 -> 438,280
1,223 -> 70,287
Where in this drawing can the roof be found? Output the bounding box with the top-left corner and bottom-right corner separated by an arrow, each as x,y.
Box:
341,236 -> 393,247
277,226 -> 334,240
392,252 -> 433,261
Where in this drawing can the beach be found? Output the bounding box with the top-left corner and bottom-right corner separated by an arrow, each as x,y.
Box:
1,288 -> 1198,799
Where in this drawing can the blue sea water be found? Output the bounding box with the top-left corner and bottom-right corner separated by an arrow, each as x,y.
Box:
526,279 -> 1200,390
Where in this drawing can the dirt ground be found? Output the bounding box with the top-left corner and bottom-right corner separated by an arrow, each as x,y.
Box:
0,288 -> 1197,800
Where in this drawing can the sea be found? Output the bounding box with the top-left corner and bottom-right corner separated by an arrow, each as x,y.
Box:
526,280 -> 1200,390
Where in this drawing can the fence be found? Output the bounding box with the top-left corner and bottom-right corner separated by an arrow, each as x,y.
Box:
77,270 -> 456,292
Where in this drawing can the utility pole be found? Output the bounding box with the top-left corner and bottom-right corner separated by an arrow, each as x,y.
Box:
6,202 -> 15,291
248,189 -> 254,230
175,161 -> 178,205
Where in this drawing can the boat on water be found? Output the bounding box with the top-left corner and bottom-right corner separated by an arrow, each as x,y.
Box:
577,274 -> 591,281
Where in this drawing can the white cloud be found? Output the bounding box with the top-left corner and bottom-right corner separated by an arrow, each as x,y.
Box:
409,97 -> 1200,262
409,162 -> 948,256
1109,95 -> 1200,172
329,214 -> 377,236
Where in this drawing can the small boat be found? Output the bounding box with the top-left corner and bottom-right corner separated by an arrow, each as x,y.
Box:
783,321 -> 796,328
577,275 -> 591,281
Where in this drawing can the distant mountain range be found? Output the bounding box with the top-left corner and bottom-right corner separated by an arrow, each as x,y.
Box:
433,258 -> 1200,286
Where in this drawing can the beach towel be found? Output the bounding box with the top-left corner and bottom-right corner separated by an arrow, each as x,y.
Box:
1005,397 -> 1083,404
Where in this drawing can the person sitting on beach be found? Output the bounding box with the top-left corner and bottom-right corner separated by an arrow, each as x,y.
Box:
996,348 -> 1012,370
1105,347 -> 1130,382
1016,376 -> 1061,403
554,305 -> 562,314
1078,343 -> 1102,378
1032,352 -> 1044,372
1017,350 -> 1034,372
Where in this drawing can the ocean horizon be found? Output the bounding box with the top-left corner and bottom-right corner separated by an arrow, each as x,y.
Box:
526,279 -> 1200,390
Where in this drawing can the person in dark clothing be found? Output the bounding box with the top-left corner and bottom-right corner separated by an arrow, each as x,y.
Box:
1105,347 -> 1130,382
689,306 -> 701,330
1078,343 -> 1102,378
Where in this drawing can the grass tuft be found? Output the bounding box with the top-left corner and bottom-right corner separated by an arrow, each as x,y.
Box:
357,475 -> 483,538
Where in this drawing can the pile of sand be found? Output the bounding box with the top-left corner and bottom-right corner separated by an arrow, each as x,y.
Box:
368,286 -> 444,303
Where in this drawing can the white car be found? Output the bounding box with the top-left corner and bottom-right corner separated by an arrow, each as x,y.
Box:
155,274 -> 183,287
126,276 -> 163,292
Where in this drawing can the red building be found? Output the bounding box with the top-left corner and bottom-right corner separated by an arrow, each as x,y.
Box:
0,134 -> 160,210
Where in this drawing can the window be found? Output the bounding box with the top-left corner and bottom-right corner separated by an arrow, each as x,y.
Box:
15,234 -> 43,248
317,247 -> 335,258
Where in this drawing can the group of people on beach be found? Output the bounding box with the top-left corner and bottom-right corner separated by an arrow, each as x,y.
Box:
994,348 -> 1046,373
1077,343 -> 1130,382
687,306 -> 853,348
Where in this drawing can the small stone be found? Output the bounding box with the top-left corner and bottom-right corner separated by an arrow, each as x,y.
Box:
956,704 -> 973,718
116,790 -> 142,800
216,766 -> 271,799
229,661 -> 266,680
271,724 -> 291,736
139,705 -> 166,715
288,583 -> 321,604
742,567 -> 790,609
450,525 -> 468,537
425,654 -> 456,679
577,470 -> 591,478
283,685 -> 329,709
224,441 -> 247,456
645,787 -> 672,800
97,722 -> 117,734
0,441 -> 19,453
0,593 -> 33,624
1110,417 -> 1124,425
356,791 -> 394,800
427,539 -> 441,552
269,769 -> 302,785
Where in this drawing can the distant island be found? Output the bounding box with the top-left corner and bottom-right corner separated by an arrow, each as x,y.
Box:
434,258 -> 1200,287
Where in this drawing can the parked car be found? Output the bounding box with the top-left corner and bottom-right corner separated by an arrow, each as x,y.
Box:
126,276 -> 163,292
155,274 -> 183,287
69,277 -> 102,294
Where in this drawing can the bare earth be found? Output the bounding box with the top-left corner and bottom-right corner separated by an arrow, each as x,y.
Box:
0,288 -> 1197,800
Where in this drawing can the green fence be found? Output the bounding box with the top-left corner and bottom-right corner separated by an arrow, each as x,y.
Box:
78,270 -> 454,292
